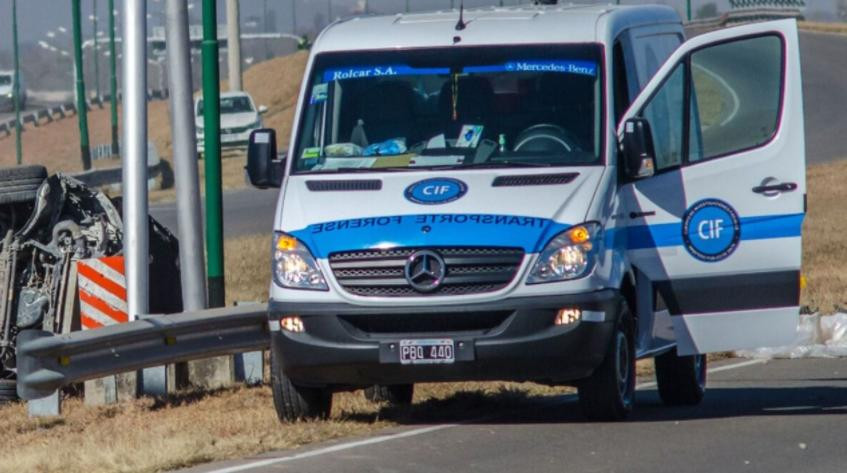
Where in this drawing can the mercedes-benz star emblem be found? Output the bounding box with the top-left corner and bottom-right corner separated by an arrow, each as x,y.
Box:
404,250 -> 446,293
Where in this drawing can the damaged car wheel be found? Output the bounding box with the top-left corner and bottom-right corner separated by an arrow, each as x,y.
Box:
0,165 -> 47,206
0,378 -> 17,403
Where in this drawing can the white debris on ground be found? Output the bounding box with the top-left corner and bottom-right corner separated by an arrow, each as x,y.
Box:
736,313 -> 847,359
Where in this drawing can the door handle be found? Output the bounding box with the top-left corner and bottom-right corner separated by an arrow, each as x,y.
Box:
752,182 -> 797,194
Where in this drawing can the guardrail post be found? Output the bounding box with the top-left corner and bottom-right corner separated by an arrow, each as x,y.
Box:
27,391 -> 60,417
233,302 -> 265,385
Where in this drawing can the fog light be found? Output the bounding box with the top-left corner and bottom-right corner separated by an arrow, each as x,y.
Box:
554,308 -> 581,326
280,315 -> 305,333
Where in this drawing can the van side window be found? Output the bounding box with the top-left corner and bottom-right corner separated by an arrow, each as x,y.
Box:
689,35 -> 782,160
613,42 -> 630,124
639,63 -> 685,170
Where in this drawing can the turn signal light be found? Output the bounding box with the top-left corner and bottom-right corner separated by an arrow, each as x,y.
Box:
554,308 -> 581,326
568,226 -> 591,244
280,315 -> 305,333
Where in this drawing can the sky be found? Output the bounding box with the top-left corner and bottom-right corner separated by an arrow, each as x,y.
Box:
0,0 -> 840,69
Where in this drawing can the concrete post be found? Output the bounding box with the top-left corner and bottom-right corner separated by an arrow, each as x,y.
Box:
226,0 -> 243,91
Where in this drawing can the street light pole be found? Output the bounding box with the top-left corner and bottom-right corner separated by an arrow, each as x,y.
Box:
72,0 -> 93,170
93,0 -> 101,99
108,0 -> 119,156
202,0 -> 225,308
226,0 -> 242,91
687,0 -> 692,21
12,0 -> 22,165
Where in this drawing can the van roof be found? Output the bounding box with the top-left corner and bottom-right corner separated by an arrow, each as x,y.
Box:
313,4 -> 681,54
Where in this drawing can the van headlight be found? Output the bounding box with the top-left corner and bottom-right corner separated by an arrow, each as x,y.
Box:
272,232 -> 328,290
527,223 -> 601,284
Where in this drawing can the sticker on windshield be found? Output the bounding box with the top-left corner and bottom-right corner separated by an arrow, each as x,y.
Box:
463,60 -> 597,77
323,65 -> 450,82
310,83 -> 328,104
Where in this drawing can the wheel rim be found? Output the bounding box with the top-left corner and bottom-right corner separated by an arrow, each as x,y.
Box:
615,331 -> 632,406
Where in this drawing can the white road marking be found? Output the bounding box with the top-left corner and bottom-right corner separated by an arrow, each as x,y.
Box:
203,424 -> 455,473
693,63 -> 741,127
204,358 -> 766,473
636,358 -> 767,390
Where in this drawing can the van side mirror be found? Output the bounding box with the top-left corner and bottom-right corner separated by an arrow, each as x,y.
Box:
258,105 -> 268,115
621,118 -> 656,179
246,128 -> 285,188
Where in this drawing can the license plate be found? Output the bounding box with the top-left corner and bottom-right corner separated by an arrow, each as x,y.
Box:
399,339 -> 455,365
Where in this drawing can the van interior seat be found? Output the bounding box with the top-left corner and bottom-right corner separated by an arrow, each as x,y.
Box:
354,80 -> 418,144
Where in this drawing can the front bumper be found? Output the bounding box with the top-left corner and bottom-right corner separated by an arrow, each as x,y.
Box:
196,130 -> 252,153
270,290 -> 621,388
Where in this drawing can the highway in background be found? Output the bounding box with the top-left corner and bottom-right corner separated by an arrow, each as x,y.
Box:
150,31 -> 847,239
184,358 -> 847,473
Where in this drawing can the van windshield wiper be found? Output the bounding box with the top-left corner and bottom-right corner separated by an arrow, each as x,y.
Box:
428,161 -> 556,170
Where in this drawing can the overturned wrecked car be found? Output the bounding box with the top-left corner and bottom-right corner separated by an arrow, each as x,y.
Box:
0,166 -> 181,402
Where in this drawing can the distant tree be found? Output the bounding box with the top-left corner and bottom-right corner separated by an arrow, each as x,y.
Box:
696,3 -> 719,19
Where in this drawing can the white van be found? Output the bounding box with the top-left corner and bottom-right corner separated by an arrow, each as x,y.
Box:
245,4 -> 805,422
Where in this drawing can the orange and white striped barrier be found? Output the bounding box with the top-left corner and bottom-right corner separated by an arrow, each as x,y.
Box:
77,256 -> 128,329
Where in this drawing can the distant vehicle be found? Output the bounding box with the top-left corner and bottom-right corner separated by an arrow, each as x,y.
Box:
0,71 -> 26,112
246,4 -> 806,423
195,91 -> 267,156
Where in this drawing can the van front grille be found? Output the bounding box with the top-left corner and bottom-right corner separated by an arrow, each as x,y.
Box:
328,247 -> 524,297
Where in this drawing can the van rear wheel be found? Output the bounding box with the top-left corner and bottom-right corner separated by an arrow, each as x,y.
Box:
578,303 -> 635,421
363,384 -> 414,406
654,348 -> 707,406
270,349 -> 332,422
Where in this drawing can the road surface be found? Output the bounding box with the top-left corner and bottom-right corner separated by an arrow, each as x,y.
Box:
182,357 -> 847,473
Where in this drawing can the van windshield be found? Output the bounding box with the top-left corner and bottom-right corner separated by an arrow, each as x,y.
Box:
197,96 -> 254,116
0,76 -> 11,86
293,44 -> 604,173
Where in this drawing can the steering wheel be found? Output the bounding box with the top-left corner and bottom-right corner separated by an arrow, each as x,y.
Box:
513,124 -> 582,154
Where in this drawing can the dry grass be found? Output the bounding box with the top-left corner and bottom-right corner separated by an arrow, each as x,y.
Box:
801,159 -> 847,313
0,382 -> 572,473
799,21 -> 847,35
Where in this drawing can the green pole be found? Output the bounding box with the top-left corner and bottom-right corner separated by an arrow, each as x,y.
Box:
72,0 -> 92,170
108,0 -> 119,156
93,0 -> 101,98
202,0 -> 225,307
11,0 -> 22,165
687,0 -> 692,21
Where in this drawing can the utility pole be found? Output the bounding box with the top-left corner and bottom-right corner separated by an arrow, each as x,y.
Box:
72,0 -> 93,170
202,0 -> 226,308
122,0 -> 155,395
166,0 -> 206,313
11,0 -> 22,165
226,0 -> 242,91
93,0 -> 101,99
405,0 -> 409,13
292,0 -> 297,35
108,0 -> 119,156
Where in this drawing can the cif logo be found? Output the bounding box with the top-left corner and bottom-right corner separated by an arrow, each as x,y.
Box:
682,199 -> 741,262
404,178 -> 467,205
404,250 -> 447,293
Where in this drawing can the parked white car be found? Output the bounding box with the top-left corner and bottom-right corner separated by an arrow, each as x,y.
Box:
195,91 -> 267,155
0,71 -> 26,112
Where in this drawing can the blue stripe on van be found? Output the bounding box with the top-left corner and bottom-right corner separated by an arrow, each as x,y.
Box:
287,212 -> 804,258
288,214 -> 571,258
624,213 -> 804,250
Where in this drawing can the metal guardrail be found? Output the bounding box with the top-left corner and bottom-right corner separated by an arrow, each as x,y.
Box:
16,304 -> 270,400
0,89 -> 169,138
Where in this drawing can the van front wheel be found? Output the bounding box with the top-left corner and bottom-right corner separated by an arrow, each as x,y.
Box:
654,348 -> 707,406
270,349 -> 332,422
578,304 -> 635,421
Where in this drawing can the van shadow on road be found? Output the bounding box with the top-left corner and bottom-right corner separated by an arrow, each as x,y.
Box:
348,383 -> 847,426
